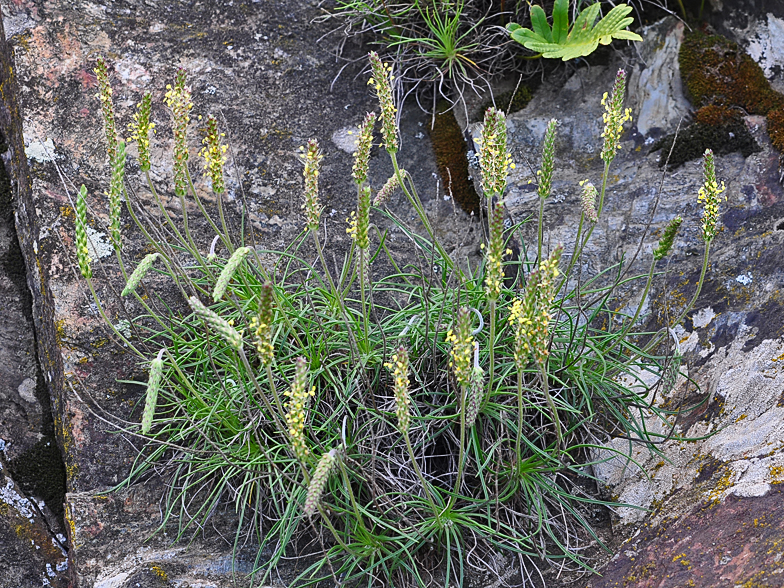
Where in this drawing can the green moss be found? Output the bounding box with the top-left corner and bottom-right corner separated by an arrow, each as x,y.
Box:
674,29 -> 784,165
653,120 -> 761,169
477,85 -> 532,121
430,101 -> 480,215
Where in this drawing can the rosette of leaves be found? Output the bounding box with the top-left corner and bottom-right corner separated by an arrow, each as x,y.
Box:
507,0 -> 642,61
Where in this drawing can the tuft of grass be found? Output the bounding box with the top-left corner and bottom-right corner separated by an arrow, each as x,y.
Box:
72,53 -> 720,586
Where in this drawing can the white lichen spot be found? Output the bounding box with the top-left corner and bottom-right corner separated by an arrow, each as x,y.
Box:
17,377 -> 37,403
736,273 -> 753,286
692,306 -> 716,329
85,226 -> 114,259
24,137 -> 56,162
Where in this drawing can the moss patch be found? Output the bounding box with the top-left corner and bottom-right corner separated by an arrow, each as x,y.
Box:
430,101 -> 480,215
661,28 -> 784,168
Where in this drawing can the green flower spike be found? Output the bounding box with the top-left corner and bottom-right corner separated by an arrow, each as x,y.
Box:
477,107 -> 513,197
446,307 -> 474,390
653,216 -> 683,261
352,112 -> 376,186
537,119 -> 558,200
213,246 -> 250,302
285,357 -> 315,463
250,281 -> 275,366
303,448 -> 337,518
108,140 -> 126,249
141,348 -> 165,435
374,171 -> 403,206
385,346 -> 411,435
199,114 -> 228,194
188,296 -> 243,351
484,202 -> 505,301
368,52 -> 398,153
697,149 -> 726,243
127,91 -> 155,172
601,69 -> 632,165
163,70 -> 193,197
301,139 -> 323,232
122,252 -> 160,296
94,57 -> 118,166
75,185 -> 92,280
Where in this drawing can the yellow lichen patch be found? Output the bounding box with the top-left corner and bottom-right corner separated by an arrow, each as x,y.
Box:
769,465 -> 784,484
150,565 -> 168,581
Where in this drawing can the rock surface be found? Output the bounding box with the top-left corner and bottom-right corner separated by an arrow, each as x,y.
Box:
2,1 -> 784,587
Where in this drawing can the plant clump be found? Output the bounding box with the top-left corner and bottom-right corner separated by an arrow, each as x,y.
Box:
71,53 -> 720,587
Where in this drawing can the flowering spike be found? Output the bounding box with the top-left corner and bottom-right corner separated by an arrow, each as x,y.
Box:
301,139 -> 323,232
122,252 -> 160,296
199,114 -> 228,194
385,347 -> 411,434
352,112 -> 376,186
188,296 -> 243,350
537,119 -> 558,200
94,57 -> 118,166
213,246 -> 250,302
601,69 -> 632,165
446,307 -> 474,390
508,246 -> 563,368
250,281 -> 275,366
127,91 -> 155,172
368,52 -> 398,153
579,180 -> 598,223
477,108 -> 512,197
484,202 -> 505,300
465,361 -> 484,428
374,171 -> 403,206
163,69 -> 193,197
141,349 -> 165,435
108,140 -> 126,249
75,185 -> 92,280
285,357 -> 315,462
697,149 -> 726,242
303,448 -> 337,517
653,216 -> 683,260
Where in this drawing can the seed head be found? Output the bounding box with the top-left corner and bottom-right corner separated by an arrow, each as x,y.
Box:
94,57 -> 118,166
141,349 -> 165,435
601,69 -> 632,165
285,357 -> 315,463
301,139 -> 323,232
508,246 -> 563,368
465,361 -> 484,429
537,119 -> 558,200
199,114 -> 228,194
368,52 -> 398,153
477,108 -> 513,197
303,448 -> 337,517
108,140 -> 126,249
163,70 -> 193,197
697,149 -> 726,242
188,296 -> 243,350
351,112 -> 376,186
446,307 -> 474,390
122,252 -> 160,296
579,180 -> 598,223
385,347 -> 411,434
484,202 -> 505,301
75,185 -> 92,280
127,91 -> 155,172
653,215 -> 682,261
213,246 -> 250,302
374,171 -> 403,206
250,281 -> 275,366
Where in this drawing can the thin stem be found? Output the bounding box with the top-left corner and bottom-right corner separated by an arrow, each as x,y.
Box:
403,431 -> 442,523
540,362 -> 563,459
487,299 -> 496,401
